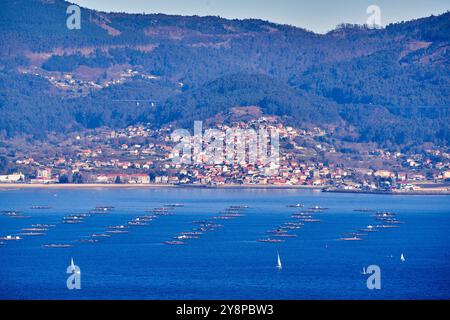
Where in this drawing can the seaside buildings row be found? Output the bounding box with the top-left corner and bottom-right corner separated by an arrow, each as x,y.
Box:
0,120 -> 449,192
1,162 -> 450,191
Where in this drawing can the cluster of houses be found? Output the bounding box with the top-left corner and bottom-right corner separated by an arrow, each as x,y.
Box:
1,121 -> 449,190
22,67 -> 160,97
2,165 -> 449,188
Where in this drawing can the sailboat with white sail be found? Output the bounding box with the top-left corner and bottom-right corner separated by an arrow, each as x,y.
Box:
401,253 -> 406,262
276,252 -> 282,270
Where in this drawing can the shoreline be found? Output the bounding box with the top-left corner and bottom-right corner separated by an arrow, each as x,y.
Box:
0,183 -> 325,190
0,183 -> 176,189
322,189 -> 450,196
0,183 -> 449,195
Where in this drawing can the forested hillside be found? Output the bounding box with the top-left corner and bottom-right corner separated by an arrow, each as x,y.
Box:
0,0 -> 448,148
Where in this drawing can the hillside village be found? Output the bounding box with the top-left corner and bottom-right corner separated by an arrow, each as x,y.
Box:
1,117 -> 449,194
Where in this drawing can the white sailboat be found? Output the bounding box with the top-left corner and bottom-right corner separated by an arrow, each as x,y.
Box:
400,253 -> 406,262
70,257 -> 80,274
361,267 -> 367,275
276,252 -> 282,270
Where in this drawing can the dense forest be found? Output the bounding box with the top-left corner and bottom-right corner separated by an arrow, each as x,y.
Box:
0,0 -> 449,148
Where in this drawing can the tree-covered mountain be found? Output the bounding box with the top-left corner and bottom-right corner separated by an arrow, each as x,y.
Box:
0,0 -> 448,148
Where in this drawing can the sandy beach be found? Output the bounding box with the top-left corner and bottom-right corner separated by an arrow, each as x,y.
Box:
0,183 -> 176,190
1,183 -> 448,194
0,183 -> 325,190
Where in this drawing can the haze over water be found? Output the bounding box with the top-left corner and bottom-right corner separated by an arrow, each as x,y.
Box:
0,188 -> 449,299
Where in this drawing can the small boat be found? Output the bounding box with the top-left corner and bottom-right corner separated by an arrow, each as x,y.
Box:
164,204 -> 184,208
375,211 -> 396,217
384,219 -> 403,224
309,206 -> 328,211
292,214 -> 313,219
1,210 -> 22,215
174,235 -> 199,240
196,224 -> 221,229
375,224 -> 399,229
199,223 -> 223,228
192,220 -> 209,224
77,238 -> 99,244
374,213 -> 399,220
360,225 -> 378,232
22,228 -> 48,232
63,219 -> 84,224
299,209 -> 316,213
128,221 -> 148,226
195,223 -> 223,232
151,207 -> 170,213
4,212 -> 21,217
213,216 -> 235,220
18,232 -> 45,236
266,229 -> 287,234
31,205 -> 51,209
94,206 -> 114,211
179,231 -> 203,236
90,206 -> 113,214
222,208 -> 243,213
287,204 -> 304,208
106,230 -> 129,234
91,233 -> 111,238
279,225 -> 300,230
220,213 -> 244,217
401,253 -> 406,262
32,224 -> 55,228
302,219 -> 321,222
137,217 -> 155,222
276,252 -> 282,270
154,212 -> 175,216
43,244 -> 73,248
273,233 -> 297,238
107,225 -> 129,230
342,232 -> 367,237
338,236 -> 363,241
196,227 -> 213,232
257,238 -> 285,243
284,222 -> 304,226
0,235 -> 22,241
1,210 -> 29,218
361,267 -> 367,275
63,215 -> 85,221
70,213 -> 90,217
129,219 -> 146,225
291,217 -> 312,221
164,241 -> 185,245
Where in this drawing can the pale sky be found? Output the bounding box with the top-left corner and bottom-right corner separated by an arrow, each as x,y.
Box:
71,0 -> 450,33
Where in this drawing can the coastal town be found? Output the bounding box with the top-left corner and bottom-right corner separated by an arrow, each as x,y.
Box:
0,117 -> 449,194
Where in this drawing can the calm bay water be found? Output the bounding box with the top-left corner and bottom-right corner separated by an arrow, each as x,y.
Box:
0,187 -> 449,300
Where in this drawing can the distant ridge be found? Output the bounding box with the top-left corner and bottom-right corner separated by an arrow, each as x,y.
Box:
0,0 -> 448,147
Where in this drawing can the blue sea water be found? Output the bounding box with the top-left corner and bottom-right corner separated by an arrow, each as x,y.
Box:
0,187 -> 449,300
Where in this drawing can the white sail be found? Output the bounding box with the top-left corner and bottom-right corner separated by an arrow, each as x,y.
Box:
401,253 -> 405,262
277,252 -> 282,269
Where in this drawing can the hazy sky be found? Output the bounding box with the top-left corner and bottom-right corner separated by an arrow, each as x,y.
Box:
71,0 -> 449,33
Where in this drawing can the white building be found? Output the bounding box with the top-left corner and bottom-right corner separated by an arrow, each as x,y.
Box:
37,168 -> 52,179
0,172 -> 25,183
